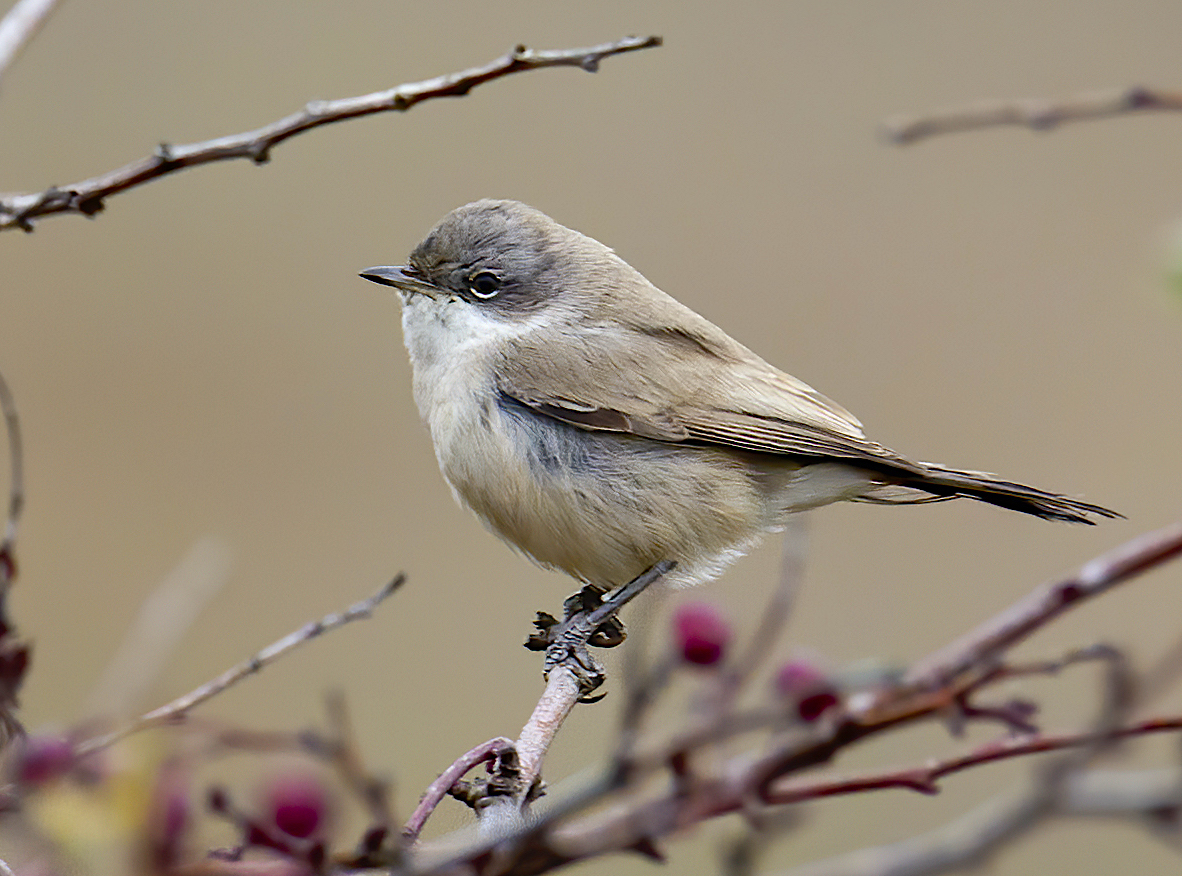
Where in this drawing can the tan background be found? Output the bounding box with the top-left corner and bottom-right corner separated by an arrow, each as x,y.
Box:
2,2 -> 1181,873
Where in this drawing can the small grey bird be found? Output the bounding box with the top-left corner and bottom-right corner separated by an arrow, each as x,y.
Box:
361,200 -> 1116,590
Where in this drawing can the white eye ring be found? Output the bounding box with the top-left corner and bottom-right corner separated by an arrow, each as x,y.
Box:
469,271 -> 501,299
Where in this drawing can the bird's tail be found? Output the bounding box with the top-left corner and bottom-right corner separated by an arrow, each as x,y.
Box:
857,462 -> 1120,524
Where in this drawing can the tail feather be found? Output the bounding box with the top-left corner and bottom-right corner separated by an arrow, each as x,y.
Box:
859,462 -> 1120,524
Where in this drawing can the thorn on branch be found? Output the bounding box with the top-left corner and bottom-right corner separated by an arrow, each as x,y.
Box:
1123,85 -> 1154,109
0,549 -> 14,586
631,836 -> 666,862
75,194 -> 104,217
360,825 -> 388,856
953,695 -> 1041,736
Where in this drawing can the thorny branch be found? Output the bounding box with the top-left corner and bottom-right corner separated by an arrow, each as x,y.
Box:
399,524 -> 1182,876
782,651 -> 1141,876
0,369 -> 25,749
883,85 -> 1182,145
0,34 -> 661,231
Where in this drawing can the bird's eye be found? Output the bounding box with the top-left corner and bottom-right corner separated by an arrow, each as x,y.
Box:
468,271 -> 502,299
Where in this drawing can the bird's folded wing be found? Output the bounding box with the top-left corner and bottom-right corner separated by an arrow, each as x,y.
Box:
495,325 -> 917,469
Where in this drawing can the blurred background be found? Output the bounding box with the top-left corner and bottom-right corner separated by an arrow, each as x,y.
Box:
2,1 -> 1181,872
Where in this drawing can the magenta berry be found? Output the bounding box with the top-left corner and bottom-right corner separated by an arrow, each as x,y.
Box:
13,733 -> 73,785
672,602 -> 732,666
265,772 -> 328,839
774,657 -> 839,722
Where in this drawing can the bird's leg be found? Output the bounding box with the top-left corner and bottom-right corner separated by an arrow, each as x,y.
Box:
524,563 -> 677,702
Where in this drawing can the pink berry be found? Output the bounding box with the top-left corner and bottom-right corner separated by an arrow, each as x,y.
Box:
774,658 -> 838,722
14,733 -> 73,785
672,602 -> 732,666
265,772 -> 328,839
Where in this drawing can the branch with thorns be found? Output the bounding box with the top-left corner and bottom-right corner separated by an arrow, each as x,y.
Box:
0,34 -> 661,231
390,522 -> 1182,876
883,85 -> 1182,145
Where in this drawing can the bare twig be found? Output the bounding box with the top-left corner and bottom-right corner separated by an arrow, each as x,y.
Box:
75,574 -> 405,756
900,521 -> 1182,694
320,692 -> 396,837
883,85 -> 1182,145
0,0 -> 61,87
0,34 -> 661,231
1061,767 -> 1182,819
0,369 -> 25,749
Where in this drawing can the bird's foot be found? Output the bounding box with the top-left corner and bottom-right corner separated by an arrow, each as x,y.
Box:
523,563 -> 677,702
524,584 -> 626,652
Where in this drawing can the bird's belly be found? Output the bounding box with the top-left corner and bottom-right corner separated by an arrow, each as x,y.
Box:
432,398 -> 775,589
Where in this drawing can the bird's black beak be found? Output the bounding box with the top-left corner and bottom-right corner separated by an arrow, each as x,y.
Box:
358,265 -> 439,297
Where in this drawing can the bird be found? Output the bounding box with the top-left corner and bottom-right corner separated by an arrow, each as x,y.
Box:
360,199 -> 1116,591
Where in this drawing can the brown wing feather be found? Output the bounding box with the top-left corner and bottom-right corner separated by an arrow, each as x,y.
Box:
494,313 -> 913,469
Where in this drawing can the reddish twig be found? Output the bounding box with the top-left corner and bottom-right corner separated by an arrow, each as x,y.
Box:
403,737 -> 516,843
766,715 -> 1182,805
0,35 -> 661,231
0,370 -> 25,749
782,654 -> 1141,876
883,85 -> 1182,145
478,562 -> 674,835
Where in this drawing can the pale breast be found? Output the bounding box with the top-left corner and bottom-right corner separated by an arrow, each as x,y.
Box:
401,296 -> 787,589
